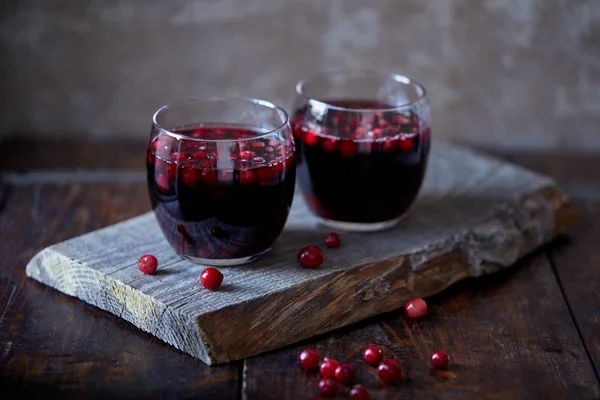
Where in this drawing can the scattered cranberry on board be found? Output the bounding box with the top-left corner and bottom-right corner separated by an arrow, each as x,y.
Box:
137,254 -> 158,275
298,349 -> 320,370
199,268 -> 223,290
404,298 -> 428,319
297,245 -> 324,268
334,363 -> 355,385
319,377 -> 337,397
350,384 -> 370,400
430,350 -> 449,368
324,232 -> 341,248
363,345 -> 383,366
377,359 -> 402,385
320,358 -> 339,378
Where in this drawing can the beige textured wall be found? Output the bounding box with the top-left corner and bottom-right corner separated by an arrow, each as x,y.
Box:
1,0 -> 599,151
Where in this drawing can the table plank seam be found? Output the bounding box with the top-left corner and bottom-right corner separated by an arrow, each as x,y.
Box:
546,252 -> 600,385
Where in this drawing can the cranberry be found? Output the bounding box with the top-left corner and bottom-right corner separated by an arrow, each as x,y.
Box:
319,358 -> 339,378
137,254 -> 158,274
381,137 -> 397,152
264,146 -> 275,154
404,298 -> 428,319
298,349 -> 320,370
398,135 -> 413,151
377,359 -> 402,385
253,156 -> 266,164
238,150 -> 256,160
339,139 -> 357,158
324,232 -> 341,248
200,268 -> 223,290
239,169 -> 256,185
363,345 -> 383,366
181,168 -> 202,187
430,350 -> 449,368
201,168 -> 218,185
319,377 -> 337,397
322,137 -> 340,152
350,385 -> 370,400
305,131 -> 320,146
297,245 -> 324,269
334,364 -> 354,385
156,173 -> 170,193
192,150 -> 207,160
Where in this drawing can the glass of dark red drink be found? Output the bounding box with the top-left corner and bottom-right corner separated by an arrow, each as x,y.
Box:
292,70 -> 431,231
147,97 -> 296,265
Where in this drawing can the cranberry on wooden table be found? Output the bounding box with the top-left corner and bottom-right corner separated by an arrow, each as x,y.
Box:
430,350 -> 450,368
350,384 -> 370,400
325,232 -> 341,248
298,349 -> 320,370
377,359 -> 402,385
320,358 -> 339,378
297,245 -> 324,269
363,345 -> 383,366
334,363 -> 355,385
137,254 -> 158,275
318,377 -> 337,397
405,298 -> 428,319
199,268 -> 223,290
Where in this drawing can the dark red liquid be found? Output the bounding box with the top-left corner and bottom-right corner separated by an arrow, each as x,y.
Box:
147,125 -> 296,260
293,99 -> 430,224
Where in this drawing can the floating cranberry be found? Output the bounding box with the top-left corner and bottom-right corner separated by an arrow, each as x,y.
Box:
156,173 -> 170,193
350,385 -> 370,400
430,350 -> 449,368
200,268 -> 223,290
325,232 -> 341,248
334,364 -> 355,385
404,298 -> 428,319
319,377 -> 337,397
305,131 -> 320,146
320,358 -> 339,378
257,165 -> 276,184
381,137 -> 397,152
239,169 -> 256,185
264,146 -> 275,154
253,156 -> 266,164
297,245 -> 324,269
322,138 -> 340,152
377,359 -> 402,385
193,150 -> 207,160
181,168 -> 202,187
398,135 -> 413,151
201,168 -> 218,185
363,345 -> 383,366
137,254 -> 158,274
298,349 -> 320,370
239,151 -> 256,160
340,139 -> 357,158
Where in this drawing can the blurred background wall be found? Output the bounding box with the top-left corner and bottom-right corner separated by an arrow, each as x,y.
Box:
1,0 -> 599,151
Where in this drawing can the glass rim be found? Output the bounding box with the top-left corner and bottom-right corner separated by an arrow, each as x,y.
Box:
152,96 -> 290,142
295,69 -> 427,112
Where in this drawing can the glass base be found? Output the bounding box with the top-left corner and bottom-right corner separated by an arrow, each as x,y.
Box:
316,216 -> 403,232
181,247 -> 271,266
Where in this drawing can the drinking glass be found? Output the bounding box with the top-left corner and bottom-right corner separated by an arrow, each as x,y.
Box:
147,97 -> 296,265
291,70 -> 431,231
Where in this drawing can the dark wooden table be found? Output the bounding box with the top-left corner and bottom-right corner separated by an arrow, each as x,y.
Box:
1,139 -> 599,399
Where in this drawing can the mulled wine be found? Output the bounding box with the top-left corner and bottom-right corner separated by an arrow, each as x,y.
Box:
292,71 -> 430,231
147,98 -> 295,265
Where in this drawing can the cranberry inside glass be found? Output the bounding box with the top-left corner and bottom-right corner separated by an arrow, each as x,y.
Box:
147,97 -> 296,266
292,70 -> 431,231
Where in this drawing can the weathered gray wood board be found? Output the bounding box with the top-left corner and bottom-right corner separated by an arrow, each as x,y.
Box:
25,142 -> 576,365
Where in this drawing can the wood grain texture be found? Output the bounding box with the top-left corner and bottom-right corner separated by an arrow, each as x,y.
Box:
547,201 -> 600,379
24,142 -> 576,365
0,183 -> 240,399
242,253 -> 600,400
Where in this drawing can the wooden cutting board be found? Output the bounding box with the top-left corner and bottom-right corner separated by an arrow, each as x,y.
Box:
25,142 -> 576,365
